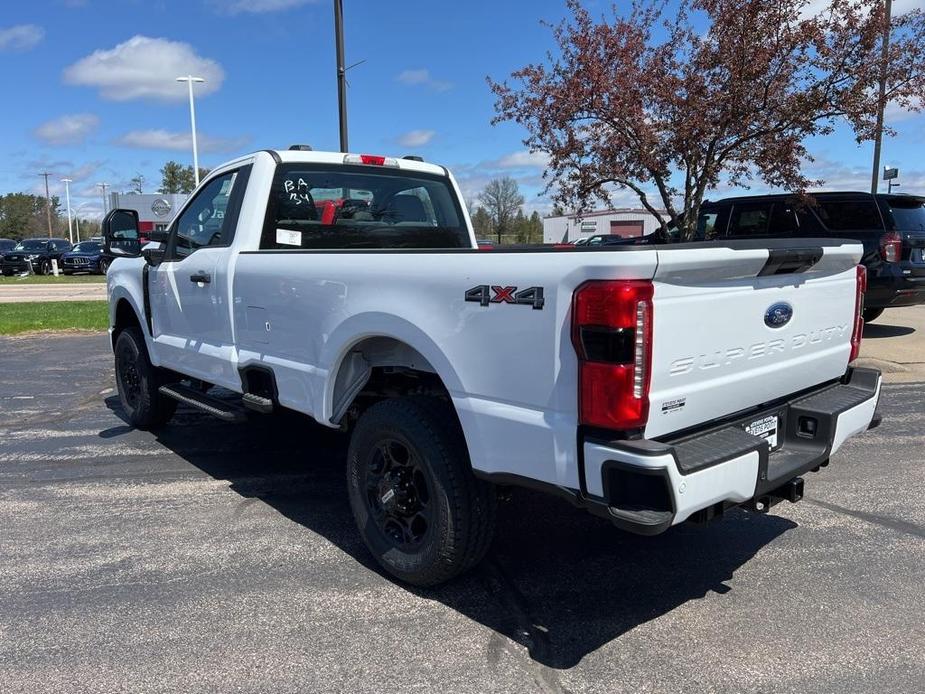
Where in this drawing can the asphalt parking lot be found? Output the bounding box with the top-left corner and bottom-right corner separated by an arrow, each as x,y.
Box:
1,332 -> 923,693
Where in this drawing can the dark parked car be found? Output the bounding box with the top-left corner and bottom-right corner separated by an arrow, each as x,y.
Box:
60,240 -> 108,275
1,238 -> 73,276
698,192 -> 925,321
577,233 -> 647,246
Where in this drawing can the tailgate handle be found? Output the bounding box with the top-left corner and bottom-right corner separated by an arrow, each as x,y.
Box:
758,247 -> 823,276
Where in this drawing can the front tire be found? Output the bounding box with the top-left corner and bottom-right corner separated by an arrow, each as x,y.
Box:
38,259 -> 50,275
863,307 -> 884,323
114,327 -> 176,430
347,397 -> 496,587
98,258 -> 110,275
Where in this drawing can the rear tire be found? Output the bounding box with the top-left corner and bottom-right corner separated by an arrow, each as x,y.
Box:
38,259 -> 50,276
114,327 -> 176,430
99,258 -> 110,275
863,307 -> 884,323
346,397 -> 496,587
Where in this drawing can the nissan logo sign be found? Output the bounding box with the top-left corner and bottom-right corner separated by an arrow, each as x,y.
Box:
151,198 -> 172,217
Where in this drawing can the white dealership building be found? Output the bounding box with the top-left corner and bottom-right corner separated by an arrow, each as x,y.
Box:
543,207 -> 667,244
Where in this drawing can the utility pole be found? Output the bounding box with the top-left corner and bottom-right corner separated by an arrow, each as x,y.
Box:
177,75 -> 205,186
61,178 -> 74,244
871,0 -> 893,195
97,182 -> 109,215
39,171 -> 53,237
334,0 -> 348,152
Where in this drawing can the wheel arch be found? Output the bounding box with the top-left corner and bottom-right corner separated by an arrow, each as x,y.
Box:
322,316 -> 466,430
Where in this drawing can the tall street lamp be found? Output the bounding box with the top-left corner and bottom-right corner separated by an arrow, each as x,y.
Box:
177,75 -> 205,186
74,201 -> 95,241
61,178 -> 74,244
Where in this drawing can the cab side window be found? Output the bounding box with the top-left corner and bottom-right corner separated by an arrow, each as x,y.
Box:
727,203 -> 771,237
169,167 -> 249,259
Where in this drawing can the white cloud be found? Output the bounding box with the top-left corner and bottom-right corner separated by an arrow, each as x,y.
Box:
33,113 -> 100,145
63,36 -> 224,102
116,128 -> 249,153
211,0 -> 318,12
0,24 -> 44,52
397,129 -> 436,147
396,68 -> 452,92
496,150 -> 551,170
801,0 -> 925,19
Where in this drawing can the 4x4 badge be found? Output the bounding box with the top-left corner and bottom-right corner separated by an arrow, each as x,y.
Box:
465,285 -> 545,310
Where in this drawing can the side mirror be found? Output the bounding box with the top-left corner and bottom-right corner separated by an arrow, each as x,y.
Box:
102,209 -> 141,258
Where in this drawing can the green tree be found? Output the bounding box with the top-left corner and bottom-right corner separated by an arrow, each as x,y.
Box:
129,174 -> 145,195
0,193 -> 61,240
478,177 -> 524,244
470,207 -> 493,240
158,161 -> 210,194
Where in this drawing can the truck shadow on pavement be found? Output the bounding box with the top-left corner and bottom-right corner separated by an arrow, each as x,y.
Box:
105,397 -> 797,671
862,323 -> 915,338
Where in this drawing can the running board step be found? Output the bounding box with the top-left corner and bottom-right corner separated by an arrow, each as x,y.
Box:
158,383 -> 247,423
241,392 -> 273,414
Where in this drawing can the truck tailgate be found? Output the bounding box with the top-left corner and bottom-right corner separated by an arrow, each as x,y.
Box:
645,242 -> 863,439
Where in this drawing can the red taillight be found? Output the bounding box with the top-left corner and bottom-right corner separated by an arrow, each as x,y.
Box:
849,264 -> 867,361
879,231 -> 902,263
360,154 -> 386,166
571,280 -> 653,430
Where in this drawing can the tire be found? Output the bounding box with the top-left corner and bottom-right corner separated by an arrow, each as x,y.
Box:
863,307 -> 884,323
99,258 -> 110,275
2,270 -> 12,277
347,397 -> 496,587
38,259 -> 50,276
114,327 -> 176,430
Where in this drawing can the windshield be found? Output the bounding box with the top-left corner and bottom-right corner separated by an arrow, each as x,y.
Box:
71,242 -> 102,253
886,198 -> 925,232
14,240 -> 47,251
262,164 -> 469,249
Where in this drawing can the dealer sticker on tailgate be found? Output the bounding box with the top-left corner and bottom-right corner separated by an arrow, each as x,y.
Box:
745,415 -> 779,450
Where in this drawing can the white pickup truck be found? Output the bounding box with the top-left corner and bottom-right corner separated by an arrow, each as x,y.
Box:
103,148 -> 882,586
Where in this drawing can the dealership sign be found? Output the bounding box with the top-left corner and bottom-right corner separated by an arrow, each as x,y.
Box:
151,198 -> 172,217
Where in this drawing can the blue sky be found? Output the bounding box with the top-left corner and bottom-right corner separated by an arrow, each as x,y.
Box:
1,0 -> 924,221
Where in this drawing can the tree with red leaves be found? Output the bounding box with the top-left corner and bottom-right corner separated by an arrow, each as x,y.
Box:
490,0 -> 925,239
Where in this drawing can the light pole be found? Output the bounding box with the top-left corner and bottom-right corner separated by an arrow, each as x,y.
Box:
870,0 -> 893,194
74,201 -> 95,241
61,178 -> 74,244
334,0 -> 348,152
176,75 -> 205,186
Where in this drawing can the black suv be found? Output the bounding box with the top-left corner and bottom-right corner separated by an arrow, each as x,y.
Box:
699,192 -> 925,321
1,238 -> 73,276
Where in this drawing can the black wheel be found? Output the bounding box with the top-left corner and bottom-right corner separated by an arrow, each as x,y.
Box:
98,258 -> 110,275
38,259 -> 50,276
114,327 -> 176,430
347,397 -> 496,587
863,307 -> 884,323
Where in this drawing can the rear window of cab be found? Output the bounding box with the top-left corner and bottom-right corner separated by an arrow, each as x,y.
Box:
260,164 -> 469,250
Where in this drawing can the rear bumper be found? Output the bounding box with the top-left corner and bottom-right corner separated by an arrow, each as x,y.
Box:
580,367 -> 882,535
866,262 -> 925,308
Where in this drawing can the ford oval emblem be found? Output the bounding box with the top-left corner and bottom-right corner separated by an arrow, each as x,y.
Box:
764,302 -> 793,328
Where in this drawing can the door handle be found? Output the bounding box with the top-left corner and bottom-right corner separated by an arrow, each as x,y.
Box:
189,272 -> 211,284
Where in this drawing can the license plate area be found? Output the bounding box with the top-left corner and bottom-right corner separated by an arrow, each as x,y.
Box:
743,413 -> 781,451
